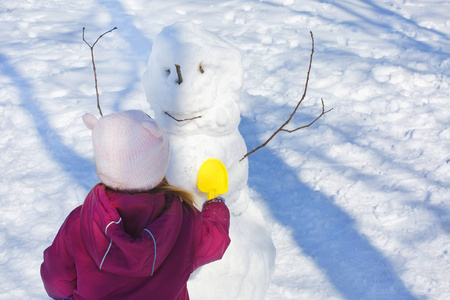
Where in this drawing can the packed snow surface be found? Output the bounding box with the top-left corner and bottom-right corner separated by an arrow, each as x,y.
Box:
1,0 -> 449,299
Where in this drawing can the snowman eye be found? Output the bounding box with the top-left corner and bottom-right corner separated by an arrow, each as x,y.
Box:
164,68 -> 170,75
199,62 -> 204,74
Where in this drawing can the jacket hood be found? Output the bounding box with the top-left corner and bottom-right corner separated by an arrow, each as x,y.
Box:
80,184 -> 183,277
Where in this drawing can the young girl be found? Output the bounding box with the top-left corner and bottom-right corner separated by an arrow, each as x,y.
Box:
41,110 -> 231,300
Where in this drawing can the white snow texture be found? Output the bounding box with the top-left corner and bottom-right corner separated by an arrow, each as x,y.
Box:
1,0 -> 450,299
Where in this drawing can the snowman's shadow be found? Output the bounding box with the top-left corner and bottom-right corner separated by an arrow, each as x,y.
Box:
239,116 -> 416,300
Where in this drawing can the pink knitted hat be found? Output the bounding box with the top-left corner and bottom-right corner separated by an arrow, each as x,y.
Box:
83,110 -> 170,192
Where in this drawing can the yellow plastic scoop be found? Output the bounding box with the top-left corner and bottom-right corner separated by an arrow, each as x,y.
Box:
197,158 -> 229,200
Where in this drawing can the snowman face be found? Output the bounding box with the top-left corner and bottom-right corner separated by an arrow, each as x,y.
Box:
143,21 -> 244,136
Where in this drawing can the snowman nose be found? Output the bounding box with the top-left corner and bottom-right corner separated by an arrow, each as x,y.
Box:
172,62 -> 204,85
174,64 -> 183,85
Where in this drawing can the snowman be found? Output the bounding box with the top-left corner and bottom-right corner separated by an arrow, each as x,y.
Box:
143,21 -> 275,300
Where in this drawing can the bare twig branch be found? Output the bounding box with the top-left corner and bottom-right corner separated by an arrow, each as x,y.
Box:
83,26 -> 118,117
165,112 -> 202,122
281,99 -> 333,133
240,31 -> 332,161
174,64 -> 183,84
199,62 -> 204,74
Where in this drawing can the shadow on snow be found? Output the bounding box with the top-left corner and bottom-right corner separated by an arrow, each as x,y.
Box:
0,53 -> 97,191
240,116 -> 417,300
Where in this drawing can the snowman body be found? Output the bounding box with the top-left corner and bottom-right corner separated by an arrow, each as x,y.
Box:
143,21 -> 275,300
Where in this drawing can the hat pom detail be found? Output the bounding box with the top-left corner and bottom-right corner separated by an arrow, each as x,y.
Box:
83,113 -> 98,131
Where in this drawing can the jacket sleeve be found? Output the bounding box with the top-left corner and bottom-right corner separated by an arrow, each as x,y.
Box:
193,199 -> 231,271
41,212 -> 77,299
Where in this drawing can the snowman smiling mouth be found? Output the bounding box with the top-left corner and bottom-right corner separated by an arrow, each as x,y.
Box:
163,63 -> 203,123
164,111 -> 202,122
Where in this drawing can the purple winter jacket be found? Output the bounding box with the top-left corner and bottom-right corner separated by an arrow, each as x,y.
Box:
41,184 -> 231,300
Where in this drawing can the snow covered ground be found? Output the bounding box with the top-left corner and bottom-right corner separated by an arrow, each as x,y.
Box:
1,0 -> 449,299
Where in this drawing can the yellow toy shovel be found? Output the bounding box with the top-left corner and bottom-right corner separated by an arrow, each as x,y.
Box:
197,158 -> 229,200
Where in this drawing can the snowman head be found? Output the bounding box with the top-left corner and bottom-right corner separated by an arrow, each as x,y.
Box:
143,21 -> 244,135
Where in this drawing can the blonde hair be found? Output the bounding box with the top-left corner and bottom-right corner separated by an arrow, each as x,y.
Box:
151,177 -> 197,210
